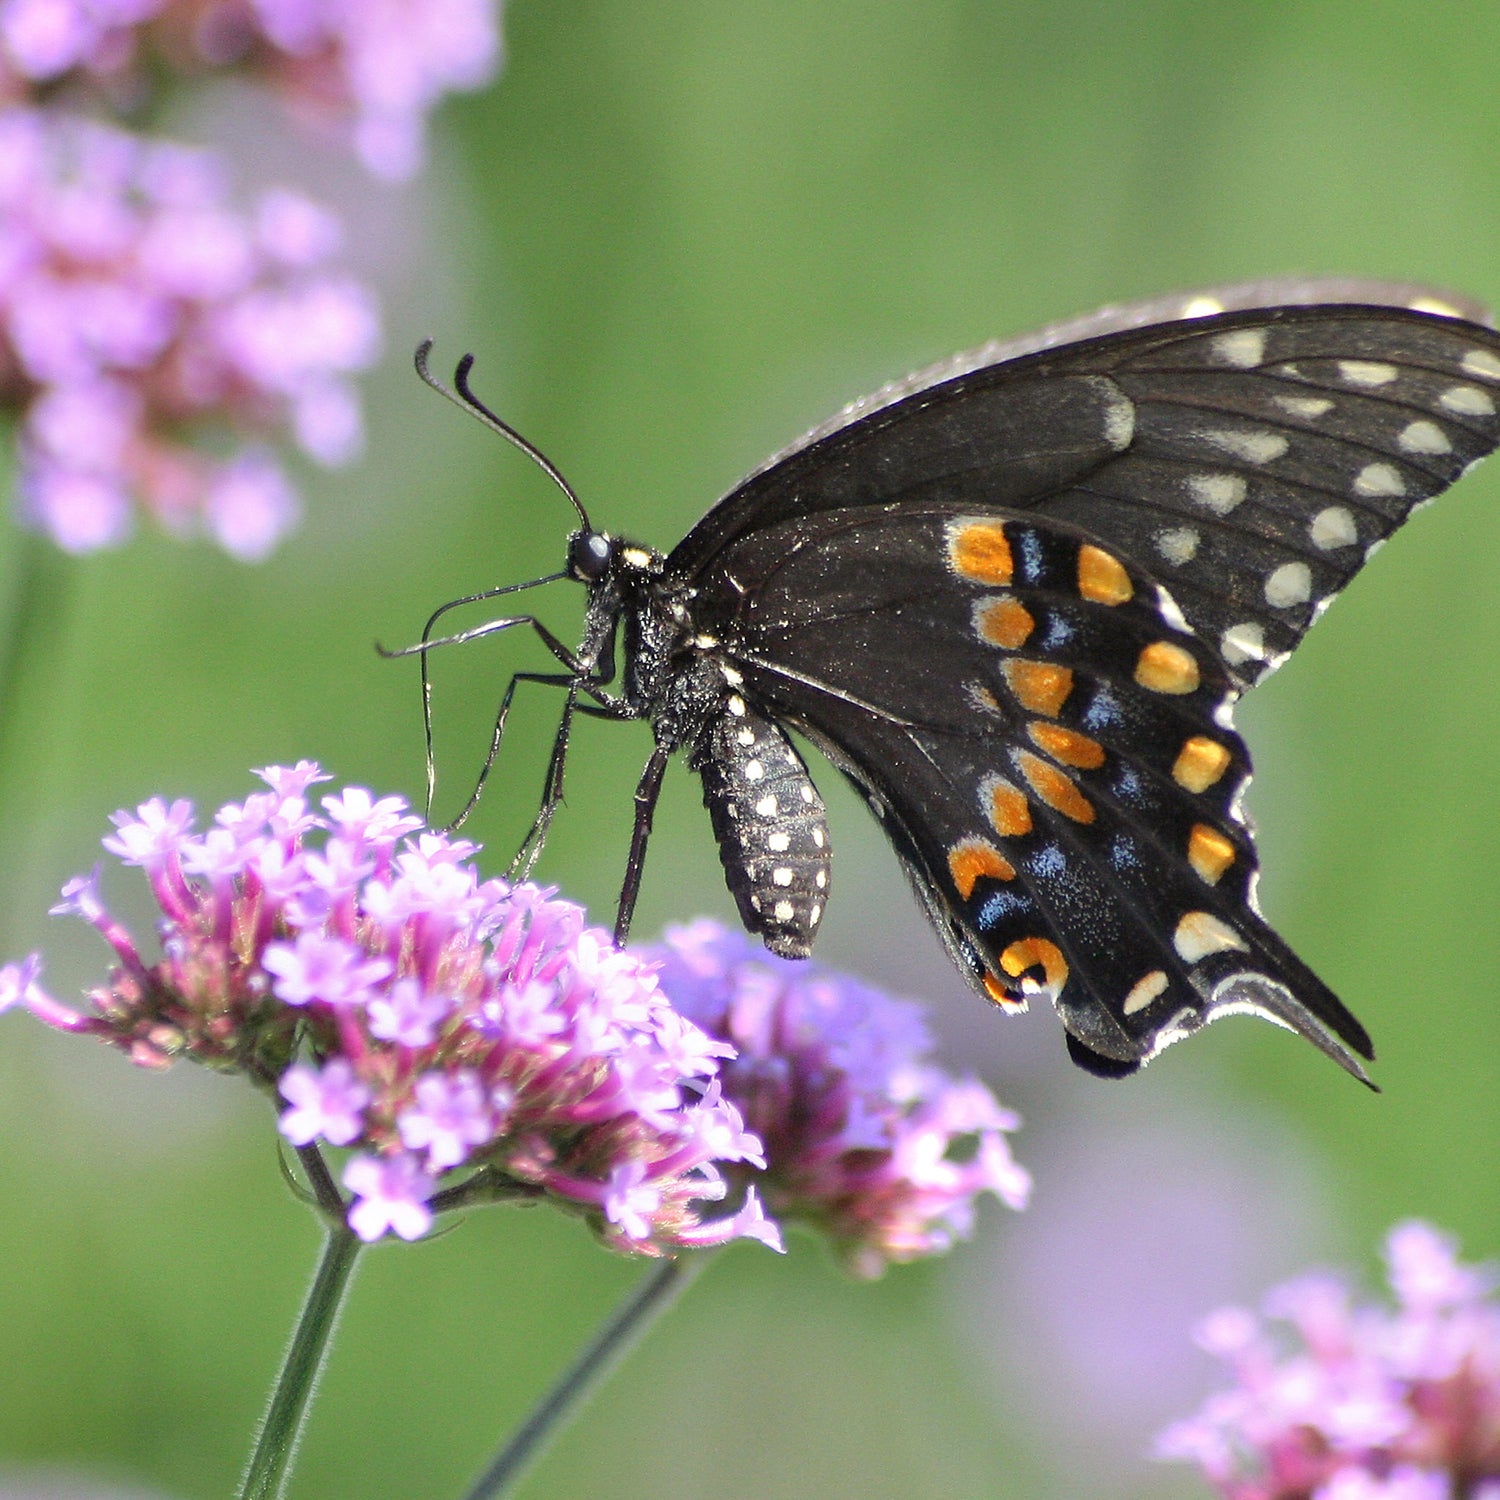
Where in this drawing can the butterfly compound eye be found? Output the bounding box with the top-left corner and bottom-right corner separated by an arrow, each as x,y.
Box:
569,530 -> 612,582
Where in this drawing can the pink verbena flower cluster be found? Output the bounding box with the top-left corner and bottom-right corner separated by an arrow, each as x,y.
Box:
643,920 -> 1031,1278
1158,1222 -> 1500,1500
0,108 -> 378,556
0,0 -> 501,180
0,764 -> 778,1255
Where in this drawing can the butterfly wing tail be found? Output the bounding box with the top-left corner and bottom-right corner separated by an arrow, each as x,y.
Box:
1197,923 -> 1376,1088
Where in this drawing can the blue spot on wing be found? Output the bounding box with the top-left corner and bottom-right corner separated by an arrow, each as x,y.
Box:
1015,527 -> 1047,583
977,888 -> 1031,929
1042,613 -> 1074,650
1081,685 -> 1122,731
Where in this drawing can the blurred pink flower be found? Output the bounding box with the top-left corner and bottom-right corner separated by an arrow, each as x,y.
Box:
0,0 -> 503,180
1159,1223 -> 1500,1499
0,107 -> 379,556
0,3 -> 504,555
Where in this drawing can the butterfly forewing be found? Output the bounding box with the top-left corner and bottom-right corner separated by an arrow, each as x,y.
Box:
733,278 -> 1492,490
1034,307 -> 1500,685
675,306 -> 1500,691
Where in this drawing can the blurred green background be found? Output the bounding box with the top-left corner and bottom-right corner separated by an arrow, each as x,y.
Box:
2,2 -> 1498,1496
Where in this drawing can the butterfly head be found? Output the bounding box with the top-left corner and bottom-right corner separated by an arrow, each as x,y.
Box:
566,529 -> 666,588
567,528 -> 614,583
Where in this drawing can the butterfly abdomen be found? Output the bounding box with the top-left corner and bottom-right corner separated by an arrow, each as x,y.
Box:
691,693 -> 832,958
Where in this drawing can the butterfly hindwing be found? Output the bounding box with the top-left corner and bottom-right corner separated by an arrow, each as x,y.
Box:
695,501 -> 1373,1076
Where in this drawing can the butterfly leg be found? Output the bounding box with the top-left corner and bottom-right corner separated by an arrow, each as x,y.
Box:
507,679 -> 581,877
504,676 -> 644,878
380,604 -> 592,827
446,668 -> 578,835
612,745 -> 671,946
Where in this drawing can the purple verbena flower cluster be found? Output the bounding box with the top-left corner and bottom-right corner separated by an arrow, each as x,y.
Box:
0,0 -> 501,180
1158,1222 -> 1500,1500
0,108 -> 378,556
0,764 -> 779,1255
643,920 -> 1031,1278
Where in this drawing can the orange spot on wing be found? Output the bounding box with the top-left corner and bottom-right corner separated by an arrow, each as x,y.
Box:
1173,735 -> 1232,792
1015,750 -> 1096,823
982,970 -> 1027,1011
1135,641 -> 1201,695
1002,659 -> 1074,716
986,777 -> 1034,837
948,838 -> 1017,898
1000,935 -> 1069,993
1078,544 -> 1134,605
974,595 -> 1035,649
949,522 -> 1013,584
1027,721 -> 1106,769
1188,824 -> 1236,884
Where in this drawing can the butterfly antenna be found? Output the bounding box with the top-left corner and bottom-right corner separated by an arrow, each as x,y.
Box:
414,339 -> 593,533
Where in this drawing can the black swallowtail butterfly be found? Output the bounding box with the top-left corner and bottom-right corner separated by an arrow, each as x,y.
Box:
404,279 -> 1500,1084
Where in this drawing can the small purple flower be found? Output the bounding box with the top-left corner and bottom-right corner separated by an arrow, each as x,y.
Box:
1158,1222 -> 1500,1499
642,920 -> 1030,1276
202,452 -> 301,563
13,766 -> 777,1255
280,1059 -> 371,1147
343,1152 -> 435,1243
366,977 -> 450,1047
102,796 -> 195,868
397,1070 -> 494,1170
481,979 -> 570,1047
264,933 -> 391,1009
602,1160 -> 667,1243
0,953 -> 43,1013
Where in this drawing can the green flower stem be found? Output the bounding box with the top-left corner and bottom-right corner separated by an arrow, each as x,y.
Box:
238,1220 -> 363,1500
461,1252 -> 712,1500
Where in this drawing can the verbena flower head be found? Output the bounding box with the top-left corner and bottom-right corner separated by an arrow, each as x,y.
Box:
0,0 -> 502,180
643,920 -> 1031,1278
0,108 -> 379,557
1157,1222 -> 1500,1499
1,766 -> 777,1255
